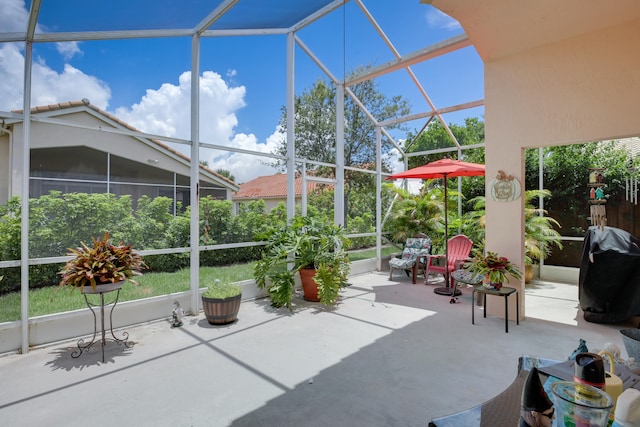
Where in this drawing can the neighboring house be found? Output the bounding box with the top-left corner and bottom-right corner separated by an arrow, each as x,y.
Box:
232,173 -> 326,212
0,100 -> 238,211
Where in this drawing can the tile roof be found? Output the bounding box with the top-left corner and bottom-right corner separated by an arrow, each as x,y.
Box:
233,174 -> 323,200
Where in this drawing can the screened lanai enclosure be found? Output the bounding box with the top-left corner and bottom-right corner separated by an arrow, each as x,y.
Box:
0,0 -> 486,355
1,0 -> 640,356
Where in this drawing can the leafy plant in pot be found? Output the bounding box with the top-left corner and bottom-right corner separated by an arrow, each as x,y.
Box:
254,215 -> 351,311
201,279 -> 242,325
464,250 -> 522,290
56,232 -> 147,295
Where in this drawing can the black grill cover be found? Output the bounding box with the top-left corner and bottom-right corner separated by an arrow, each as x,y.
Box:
579,226 -> 640,323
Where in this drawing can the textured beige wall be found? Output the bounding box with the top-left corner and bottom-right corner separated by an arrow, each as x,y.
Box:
484,19 -> 640,319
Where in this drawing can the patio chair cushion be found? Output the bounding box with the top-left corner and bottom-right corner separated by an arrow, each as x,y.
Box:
389,238 -> 431,269
451,269 -> 483,285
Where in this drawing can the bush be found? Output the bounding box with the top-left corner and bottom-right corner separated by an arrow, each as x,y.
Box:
0,192 -> 377,294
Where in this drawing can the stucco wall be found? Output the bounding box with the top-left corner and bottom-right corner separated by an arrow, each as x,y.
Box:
484,19 -> 640,319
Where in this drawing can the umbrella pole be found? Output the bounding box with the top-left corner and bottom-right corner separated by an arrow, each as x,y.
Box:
434,176 -> 459,297
443,176 -> 449,286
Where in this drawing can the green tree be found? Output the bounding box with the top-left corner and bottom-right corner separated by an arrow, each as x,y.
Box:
215,168 -> 235,182
383,182 -> 445,249
405,118 -> 485,167
403,118 -> 486,212
274,67 -> 411,224
525,141 -> 633,237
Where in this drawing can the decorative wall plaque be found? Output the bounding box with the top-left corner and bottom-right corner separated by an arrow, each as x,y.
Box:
489,170 -> 521,202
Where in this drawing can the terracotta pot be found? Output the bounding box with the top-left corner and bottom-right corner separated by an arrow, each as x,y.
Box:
299,268 -> 320,302
202,293 -> 241,325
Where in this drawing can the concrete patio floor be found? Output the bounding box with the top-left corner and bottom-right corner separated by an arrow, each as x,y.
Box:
0,271 -> 635,427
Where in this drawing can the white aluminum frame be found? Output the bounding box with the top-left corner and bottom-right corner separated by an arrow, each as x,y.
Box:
0,0 -> 484,355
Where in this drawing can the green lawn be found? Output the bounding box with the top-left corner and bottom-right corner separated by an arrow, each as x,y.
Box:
0,247 -> 397,323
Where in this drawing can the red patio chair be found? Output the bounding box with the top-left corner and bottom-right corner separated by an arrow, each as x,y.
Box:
425,235 -> 473,288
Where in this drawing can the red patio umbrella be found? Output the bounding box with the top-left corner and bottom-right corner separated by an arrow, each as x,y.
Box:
386,158 -> 485,291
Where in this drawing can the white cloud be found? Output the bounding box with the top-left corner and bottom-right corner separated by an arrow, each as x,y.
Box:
0,0 -> 279,184
56,42 -> 82,60
0,0 -> 29,33
116,70 -> 245,141
426,9 -> 462,31
0,44 -> 25,110
0,44 -> 110,111
31,62 -> 110,109
115,70 -> 280,183
207,130 -> 281,184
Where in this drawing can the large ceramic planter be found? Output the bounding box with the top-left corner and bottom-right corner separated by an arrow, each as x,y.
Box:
202,293 -> 241,325
300,268 -> 320,302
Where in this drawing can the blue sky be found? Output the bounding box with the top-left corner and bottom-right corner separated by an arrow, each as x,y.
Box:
0,0 -> 484,183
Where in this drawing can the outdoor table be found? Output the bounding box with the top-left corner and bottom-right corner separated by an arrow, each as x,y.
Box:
472,285 -> 519,333
429,356 -> 640,427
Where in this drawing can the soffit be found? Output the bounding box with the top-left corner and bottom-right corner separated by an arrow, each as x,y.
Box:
431,0 -> 640,61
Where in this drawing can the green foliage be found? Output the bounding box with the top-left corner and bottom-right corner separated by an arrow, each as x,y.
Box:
404,118 -> 486,204
57,232 -> 147,293
523,190 -> 563,265
405,118 -> 484,163
0,197 -> 21,288
464,251 -> 522,284
214,168 -> 235,182
253,215 -> 351,311
315,262 -> 343,305
135,196 -> 175,248
525,142 -> 635,237
0,263 -> 257,322
275,70 -> 411,172
29,192 -> 139,258
461,190 -> 563,265
346,213 -> 376,249
202,279 -> 242,299
0,188 -> 380,295
274,68 -> 409,225
383,182 -> 445,248
0,193 -> 269,293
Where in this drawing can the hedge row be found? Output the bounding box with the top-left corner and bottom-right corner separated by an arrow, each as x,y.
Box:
0,192 -> 375,294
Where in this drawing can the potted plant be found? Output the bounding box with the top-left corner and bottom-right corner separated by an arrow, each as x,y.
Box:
56,232 -> 146,294
464,250 -> 522,290
254,215 -> 351,311
201,279 -> 242,325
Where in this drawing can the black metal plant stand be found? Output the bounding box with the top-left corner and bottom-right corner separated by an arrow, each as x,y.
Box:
71,281 -> 133,362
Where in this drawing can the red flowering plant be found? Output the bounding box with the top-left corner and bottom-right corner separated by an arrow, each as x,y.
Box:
464,250 -> 522,288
